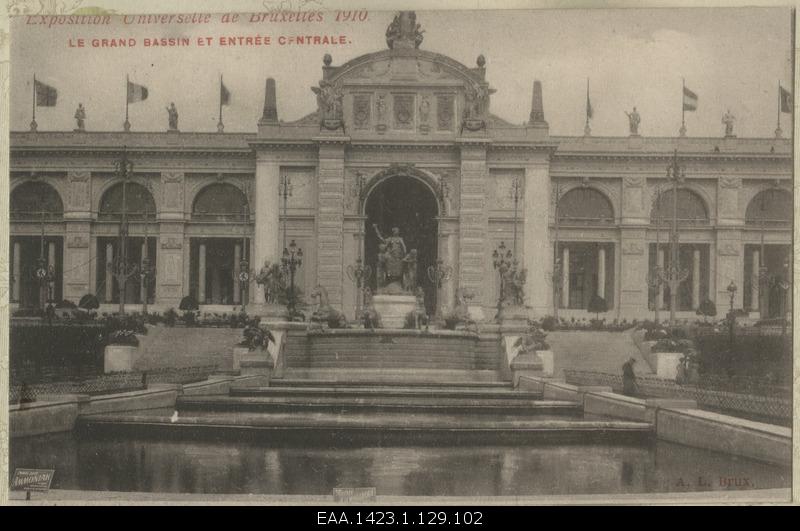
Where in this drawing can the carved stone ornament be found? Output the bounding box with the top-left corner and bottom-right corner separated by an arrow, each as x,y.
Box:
161,237 -> 183,250
162,171 -> 184,183
353,94 -> 371,128
437,93 -> 454,130
622,241 -> 644,255
393,94 -> 415,129
68,171 -> 90,182
718,243 -> 740,256
720,176 -> 741,189
67,235 -> 89,248
623,176 -> 644,188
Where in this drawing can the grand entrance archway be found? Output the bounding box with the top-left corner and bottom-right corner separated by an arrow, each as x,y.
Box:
364,175 -> 439,314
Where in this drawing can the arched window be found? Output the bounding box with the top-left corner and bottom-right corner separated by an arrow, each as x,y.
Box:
651,189 -> 708,225
99,182 -> 156,220
557,187 -> 614,224
745,189 -> 791,228
11,181 -> 64,220
192,183 -> 249,221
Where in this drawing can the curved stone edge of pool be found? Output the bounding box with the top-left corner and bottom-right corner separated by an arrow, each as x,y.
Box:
5,487 -> 793,506
519,376 -> 792,467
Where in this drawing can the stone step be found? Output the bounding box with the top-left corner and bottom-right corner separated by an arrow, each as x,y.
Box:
279,368 -> 507,384
269,379 -> 512,389
177,395 -> 578,414
77,410 -> 653,444
228,386 -> 543,400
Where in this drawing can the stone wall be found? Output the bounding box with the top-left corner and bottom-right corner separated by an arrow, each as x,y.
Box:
135,325 -> 241,371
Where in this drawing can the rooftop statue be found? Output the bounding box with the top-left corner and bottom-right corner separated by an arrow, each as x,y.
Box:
625,106 -> 641,135
386,11 -> 424,49
74,103 -> 86,131
166,102 -> 179,131
722,109 -> 736,137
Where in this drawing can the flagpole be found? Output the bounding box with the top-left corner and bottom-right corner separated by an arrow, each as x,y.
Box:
124,74 -> 130,132
680,78 -> 686,137
585,77 -> 590,135
30,74 -> 37,132
218,74 -> 224,133
777,81 -> 781,134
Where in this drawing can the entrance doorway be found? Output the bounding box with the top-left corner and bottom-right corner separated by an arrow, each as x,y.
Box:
364,176 -> 439,314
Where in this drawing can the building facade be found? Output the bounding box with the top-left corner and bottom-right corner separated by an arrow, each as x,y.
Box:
9,14 -> 793,321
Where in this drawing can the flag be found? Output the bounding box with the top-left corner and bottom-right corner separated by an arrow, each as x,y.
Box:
220,79 -> 231,106
780,86 -> 792,113
683,85 -> 698,112
127,80 -> 148,103
35,79 -> 57,107
586,93 -> 593,119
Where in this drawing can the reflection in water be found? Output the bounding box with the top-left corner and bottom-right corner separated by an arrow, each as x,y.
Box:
10,432 -> 790,496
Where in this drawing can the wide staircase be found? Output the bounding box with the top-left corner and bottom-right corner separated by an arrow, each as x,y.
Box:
278,328 -> 506,383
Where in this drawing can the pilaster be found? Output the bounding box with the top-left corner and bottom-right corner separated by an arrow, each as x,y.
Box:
619,228 -> 647,318
316,139 -> 348,308
523,161 -> 551,317
63,170 -> 93,300
458,142 -> 490,311
156,171 -> 185,306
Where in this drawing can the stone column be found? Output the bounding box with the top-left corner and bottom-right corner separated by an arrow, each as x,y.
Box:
597,246 -> 606,299
523,161 -> 551,317
251,160 -> 281,311
657,247 -> 665,310
751,249 -> 760,314
561,246 -> 570,308
316,141 -> 347,307
233,242 -> 241,305
105,243 -> 114,302
445,229 -> 458,313
198,242 -> 206,304
692,248 -> 701,310
12,241 -> 21,302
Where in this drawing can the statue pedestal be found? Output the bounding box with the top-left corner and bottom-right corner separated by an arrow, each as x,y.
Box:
372,294 -> 416,329
497,304 -> 528,325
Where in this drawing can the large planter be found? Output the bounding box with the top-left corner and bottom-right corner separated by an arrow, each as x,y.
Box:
104,344 -> 141,373
536,350 -> 554,377
655,351 -> 683,380
509,350 -> 544,387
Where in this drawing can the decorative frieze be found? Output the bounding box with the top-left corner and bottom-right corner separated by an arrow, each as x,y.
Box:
353,94 -> 371,129
436,93 -> 455,131
622,241 -> 644,255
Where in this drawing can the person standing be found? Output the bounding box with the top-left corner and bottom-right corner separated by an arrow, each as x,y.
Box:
622,357 -> 639,396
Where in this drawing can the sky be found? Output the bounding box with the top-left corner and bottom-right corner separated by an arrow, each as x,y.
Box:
9,6 -> 794,137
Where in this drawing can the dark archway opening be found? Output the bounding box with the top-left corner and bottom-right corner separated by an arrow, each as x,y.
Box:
364,176 -> 439,314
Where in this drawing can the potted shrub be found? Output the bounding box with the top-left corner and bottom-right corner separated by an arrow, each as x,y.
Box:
587,294 -> 608,322
179,296 -> 199,326
696,299 -> 717,324
102,313 -> 147,373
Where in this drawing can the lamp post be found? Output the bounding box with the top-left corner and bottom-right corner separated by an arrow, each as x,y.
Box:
346,257 -> 372,321
233,203 -> 254,306
492,241 -> 514,322
34,209 -> 56,310
139,200 -> 155,315
427,258 -> 453,319
655,151 -> 690,328
110,147 -> 139,315
281,239 -> 303,319
727,280 -> 737,351
509,176 -> 522,259
647,186 -> 665,323
347,171 -> 371,320
280,173 -> 292,251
